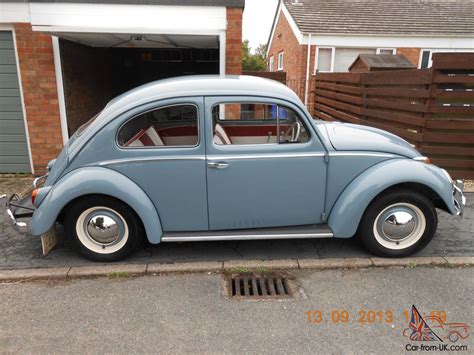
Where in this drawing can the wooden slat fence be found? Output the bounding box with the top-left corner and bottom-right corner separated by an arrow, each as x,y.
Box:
312,53 -> 474,179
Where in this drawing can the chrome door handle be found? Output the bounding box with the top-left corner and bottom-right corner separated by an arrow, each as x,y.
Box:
208,162 -> 229,169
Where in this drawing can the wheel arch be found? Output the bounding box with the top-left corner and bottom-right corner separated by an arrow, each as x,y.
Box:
327,159 -> 455,238
29,167 -> 163,243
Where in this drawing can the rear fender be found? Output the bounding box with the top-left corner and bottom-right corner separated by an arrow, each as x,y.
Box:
30,167 -> 163,243
328,159 -> 455,238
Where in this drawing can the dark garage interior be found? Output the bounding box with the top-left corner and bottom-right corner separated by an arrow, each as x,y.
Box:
59,37 -> 220,135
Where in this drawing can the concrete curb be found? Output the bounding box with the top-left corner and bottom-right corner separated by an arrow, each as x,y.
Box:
0,256 -> 472,282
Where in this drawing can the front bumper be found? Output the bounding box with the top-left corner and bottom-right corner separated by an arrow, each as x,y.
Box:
452,179 -> 466,216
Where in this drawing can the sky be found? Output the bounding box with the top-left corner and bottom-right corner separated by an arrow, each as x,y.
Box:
242,0 -> 280,52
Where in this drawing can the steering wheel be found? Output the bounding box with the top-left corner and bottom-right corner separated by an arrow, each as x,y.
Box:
284,121 -> 302,142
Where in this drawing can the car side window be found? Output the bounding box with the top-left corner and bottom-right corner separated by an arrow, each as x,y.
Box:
211,102 -> 310,145
117,104 -> 198,148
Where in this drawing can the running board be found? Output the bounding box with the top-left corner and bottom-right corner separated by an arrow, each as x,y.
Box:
161,224 -> 333,242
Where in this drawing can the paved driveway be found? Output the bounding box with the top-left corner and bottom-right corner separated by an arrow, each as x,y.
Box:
1,187 -> 471,270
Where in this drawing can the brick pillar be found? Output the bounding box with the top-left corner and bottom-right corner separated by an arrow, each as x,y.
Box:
14,23 -> 63,174
397,48 -> 421,66
226,7 -> 243,75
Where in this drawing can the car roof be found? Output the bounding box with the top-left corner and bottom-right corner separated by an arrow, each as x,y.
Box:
101,75 -> 302,120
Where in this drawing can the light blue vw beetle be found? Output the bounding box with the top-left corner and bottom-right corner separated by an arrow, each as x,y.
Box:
2,76 -> 465,261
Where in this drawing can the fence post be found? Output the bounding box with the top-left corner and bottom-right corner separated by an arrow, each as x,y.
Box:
417,67 -> 435,150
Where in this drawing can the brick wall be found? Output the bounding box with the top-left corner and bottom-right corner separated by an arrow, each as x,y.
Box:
14,23 -> 62,174
266,11 -> 317,103
267,12 -> 305,83
226,7 -> 243,75
397,48 -> 421,66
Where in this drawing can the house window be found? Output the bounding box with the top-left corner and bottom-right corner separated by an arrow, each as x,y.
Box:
420,50 -> 431,68
334,48 -> 377,72
317,47 -> 385,73
315,47 -> 334,73
377,48 -> 396,55
277,52 -> 284,71
269,56 -> 274,72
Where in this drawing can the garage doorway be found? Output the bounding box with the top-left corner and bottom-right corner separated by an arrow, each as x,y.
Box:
58,34 -> 220,135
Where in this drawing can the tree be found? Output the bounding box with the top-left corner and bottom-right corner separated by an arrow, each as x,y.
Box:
242,40 -> 267,71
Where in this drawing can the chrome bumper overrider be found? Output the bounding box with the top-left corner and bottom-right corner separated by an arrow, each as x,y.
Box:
452,179 -> 466,217
1,192 -> 35,234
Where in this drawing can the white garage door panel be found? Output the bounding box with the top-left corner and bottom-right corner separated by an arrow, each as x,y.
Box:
0,31 -> 31,173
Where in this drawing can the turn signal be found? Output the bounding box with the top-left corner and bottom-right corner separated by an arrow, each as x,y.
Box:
31,189 -> 39,205
413,156 -> 432,164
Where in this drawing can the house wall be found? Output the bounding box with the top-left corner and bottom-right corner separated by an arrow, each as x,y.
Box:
266,10 -> 315,101
14,23 -> 63,174
397,48 -> 421,66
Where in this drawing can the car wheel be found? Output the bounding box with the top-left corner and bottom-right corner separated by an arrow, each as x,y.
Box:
448,332 -> 459,343
65,195 -> 143,262
358,189 -> 437,258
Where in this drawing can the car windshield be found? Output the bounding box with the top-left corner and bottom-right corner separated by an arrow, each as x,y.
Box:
74,111 -> 101,137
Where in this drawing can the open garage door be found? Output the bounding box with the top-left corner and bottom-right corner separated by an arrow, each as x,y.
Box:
57,33 -> 220,135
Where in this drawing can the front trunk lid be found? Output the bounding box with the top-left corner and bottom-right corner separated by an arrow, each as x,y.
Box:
323,122 -> 420,158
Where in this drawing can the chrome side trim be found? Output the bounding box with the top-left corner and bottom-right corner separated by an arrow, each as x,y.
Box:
208,152 -> 325,160
97,156 -> 206,166
161,232 -> 333,242
328,152 -> 397,158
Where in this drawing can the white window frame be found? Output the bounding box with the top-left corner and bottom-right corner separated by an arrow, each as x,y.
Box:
314,46 -> 335,74
418,48 -> 474,69
376,48 -> 396,55
277,52 -> 284,71
419,49 -> 433,69
269,56 -> 274,72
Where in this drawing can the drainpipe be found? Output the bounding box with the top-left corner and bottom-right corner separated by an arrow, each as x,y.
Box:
304,33 -> 311,107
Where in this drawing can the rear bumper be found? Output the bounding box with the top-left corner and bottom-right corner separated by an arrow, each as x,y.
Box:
452,179 -> 466,217
1,194 -> 34,234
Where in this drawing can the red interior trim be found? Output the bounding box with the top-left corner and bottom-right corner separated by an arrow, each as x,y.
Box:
158,125 -> 198,137
223,125 -> 291,137
125,128 -> 146,146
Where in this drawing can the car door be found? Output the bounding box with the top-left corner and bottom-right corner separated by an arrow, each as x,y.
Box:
110,97 -> 208,232
205,96 -> 327,231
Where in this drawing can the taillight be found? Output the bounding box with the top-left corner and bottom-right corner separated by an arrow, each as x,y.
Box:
31,189 -> 39,205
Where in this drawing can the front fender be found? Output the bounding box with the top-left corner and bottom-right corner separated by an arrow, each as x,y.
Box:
328,159 -> 455,238
30,167 -> 163,243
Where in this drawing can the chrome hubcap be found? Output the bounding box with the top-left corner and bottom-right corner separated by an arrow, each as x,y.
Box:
76,206 -> 129,254
373,203 -> 426,250
382,211 -> 415,241
86,215 -> 119,244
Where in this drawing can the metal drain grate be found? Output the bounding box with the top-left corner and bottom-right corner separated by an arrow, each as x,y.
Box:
228,273 -> 293,299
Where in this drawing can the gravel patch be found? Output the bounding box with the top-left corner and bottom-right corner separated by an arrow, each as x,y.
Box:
0,174 -> 34,196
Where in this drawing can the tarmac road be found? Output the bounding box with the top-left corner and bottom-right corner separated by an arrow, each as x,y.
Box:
0,267 -> 472,354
